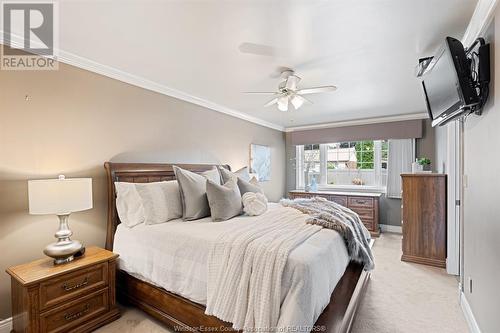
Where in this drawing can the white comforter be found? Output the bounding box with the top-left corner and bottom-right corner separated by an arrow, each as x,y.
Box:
114,203 -> 350,329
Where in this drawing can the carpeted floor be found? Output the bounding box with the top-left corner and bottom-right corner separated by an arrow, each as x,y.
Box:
96,233 -> 468,333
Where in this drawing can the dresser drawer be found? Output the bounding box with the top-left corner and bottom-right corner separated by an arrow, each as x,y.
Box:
40,263 -> 108,310
40,288 -> 109,333
350,207 -> 374,220
348,196 -> 374,208
327,195 -> 347,206
361,219 -> 374,230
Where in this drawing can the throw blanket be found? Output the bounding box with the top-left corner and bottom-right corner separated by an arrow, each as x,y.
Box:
206,198 -> 373,332
281,197 -> 374,270
206,207 -> 322,331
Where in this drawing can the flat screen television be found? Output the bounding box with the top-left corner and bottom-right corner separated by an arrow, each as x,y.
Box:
422,37 -> 479,127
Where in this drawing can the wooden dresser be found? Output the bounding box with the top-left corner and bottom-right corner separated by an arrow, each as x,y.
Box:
401,174 -> 447,268
288,190 -> 381,237
6,247 -> 120,333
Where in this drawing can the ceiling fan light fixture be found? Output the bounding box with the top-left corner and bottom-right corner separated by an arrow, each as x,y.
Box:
277,96 -> 288,112
291,95 -> 305,110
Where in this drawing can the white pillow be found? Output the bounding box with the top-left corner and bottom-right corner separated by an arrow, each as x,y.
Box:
115,182 -> 145,228
115,180 -> 182,227
242,192 -> 268,216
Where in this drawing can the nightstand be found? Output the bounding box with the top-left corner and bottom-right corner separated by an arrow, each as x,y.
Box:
6,246 -> 120,333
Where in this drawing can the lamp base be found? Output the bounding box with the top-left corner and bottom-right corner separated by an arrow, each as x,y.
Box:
44,214 -> 84,265
44,239 -> 83,265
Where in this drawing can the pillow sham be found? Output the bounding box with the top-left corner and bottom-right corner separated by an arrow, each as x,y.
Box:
135,180 -> 182,225
206,178 -> 243,221
218,166 -> 251,183
242,192 -> 268,216
237,177 -> 264,195
115,182 -> 145,228
173,166 -> 221,220
115,181 -> 183,227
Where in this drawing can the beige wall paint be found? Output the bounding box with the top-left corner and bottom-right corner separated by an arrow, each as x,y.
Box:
0,62 -> 286,318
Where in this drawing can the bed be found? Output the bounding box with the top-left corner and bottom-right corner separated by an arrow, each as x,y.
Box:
104,162 -> 371,333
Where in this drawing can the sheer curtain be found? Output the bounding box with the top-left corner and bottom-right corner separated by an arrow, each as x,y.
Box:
386,139 -> 414,198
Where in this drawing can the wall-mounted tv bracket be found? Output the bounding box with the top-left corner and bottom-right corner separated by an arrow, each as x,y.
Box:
465,38 -> 490,115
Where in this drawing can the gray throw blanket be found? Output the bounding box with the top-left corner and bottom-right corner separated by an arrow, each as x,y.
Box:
281,196 -> 374,270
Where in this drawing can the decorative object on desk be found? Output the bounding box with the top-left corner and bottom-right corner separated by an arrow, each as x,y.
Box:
352,177 -> 364,185
28,175 -> 92,265
250,144 -> 271,181
310,176 -> 318,192
411,158 -> 423,173
417,157 -> 431,171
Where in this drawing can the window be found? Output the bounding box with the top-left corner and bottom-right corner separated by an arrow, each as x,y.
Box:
296,140 -> 388,189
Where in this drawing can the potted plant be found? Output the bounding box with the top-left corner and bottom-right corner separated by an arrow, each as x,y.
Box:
417,157 -> 431,172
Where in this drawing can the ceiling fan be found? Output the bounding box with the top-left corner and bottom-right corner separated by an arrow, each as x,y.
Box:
245,70 -> 337,112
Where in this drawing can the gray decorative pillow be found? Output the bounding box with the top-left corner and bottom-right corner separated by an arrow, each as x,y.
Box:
218,166 -> 251,183
173,166 -> 221,221
206,178 -> 242,221
237,177 -> 264,195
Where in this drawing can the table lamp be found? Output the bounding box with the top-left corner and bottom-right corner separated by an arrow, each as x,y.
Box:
28,175 -> 92,265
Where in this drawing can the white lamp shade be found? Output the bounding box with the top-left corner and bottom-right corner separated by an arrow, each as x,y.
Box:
28,177 -> 93,215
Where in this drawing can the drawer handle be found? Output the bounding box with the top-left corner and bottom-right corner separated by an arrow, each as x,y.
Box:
355,199 -> 367,204
64,303 -> 90,321
62,277 -> 88,291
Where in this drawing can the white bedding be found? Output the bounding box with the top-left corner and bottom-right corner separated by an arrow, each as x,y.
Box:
114,203 -> 350,328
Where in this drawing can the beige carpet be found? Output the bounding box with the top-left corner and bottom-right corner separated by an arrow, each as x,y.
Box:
96,233 -> 468,333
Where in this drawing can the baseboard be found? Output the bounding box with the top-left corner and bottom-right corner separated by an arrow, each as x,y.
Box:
0,317 -> 12,333
460,291 -> 481,333
379,224 -> 402,234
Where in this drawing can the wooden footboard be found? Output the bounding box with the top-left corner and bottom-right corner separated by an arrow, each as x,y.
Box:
117,261 -> 370,333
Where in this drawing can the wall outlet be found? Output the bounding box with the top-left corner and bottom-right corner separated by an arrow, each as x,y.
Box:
463,174 -> 468,188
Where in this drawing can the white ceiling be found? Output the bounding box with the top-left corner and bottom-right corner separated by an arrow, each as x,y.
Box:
55,0 -> 477,130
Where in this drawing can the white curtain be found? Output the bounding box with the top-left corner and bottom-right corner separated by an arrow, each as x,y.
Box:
386,139 -> 414,198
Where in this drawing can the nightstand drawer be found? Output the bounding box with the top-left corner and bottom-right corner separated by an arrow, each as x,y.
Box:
40,288 -> 109,333
348,196 -> 374,208
40,262 -> 108,310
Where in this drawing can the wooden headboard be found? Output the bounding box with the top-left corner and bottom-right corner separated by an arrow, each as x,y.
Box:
104,162 -> 230,250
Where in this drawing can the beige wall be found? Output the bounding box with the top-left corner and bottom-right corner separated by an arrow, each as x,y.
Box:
0,62 -> 286,318
462,15 -> 500,332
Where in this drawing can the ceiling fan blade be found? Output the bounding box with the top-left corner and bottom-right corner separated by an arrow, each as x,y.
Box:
238,42 -> 276,56
277,96 -> 289,112
285,75 -> 301,91
243,92 -> 278,95
264,98 -> 278,107
297,86 -> 337,95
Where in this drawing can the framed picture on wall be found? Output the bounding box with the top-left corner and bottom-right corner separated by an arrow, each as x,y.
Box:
250,144 -> 271,181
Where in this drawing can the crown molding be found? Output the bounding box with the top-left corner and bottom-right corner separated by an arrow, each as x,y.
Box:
462,0 -> 499,47
0,34 -> 285,132
1,33 -> 429,134
284,113 -> 429,132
